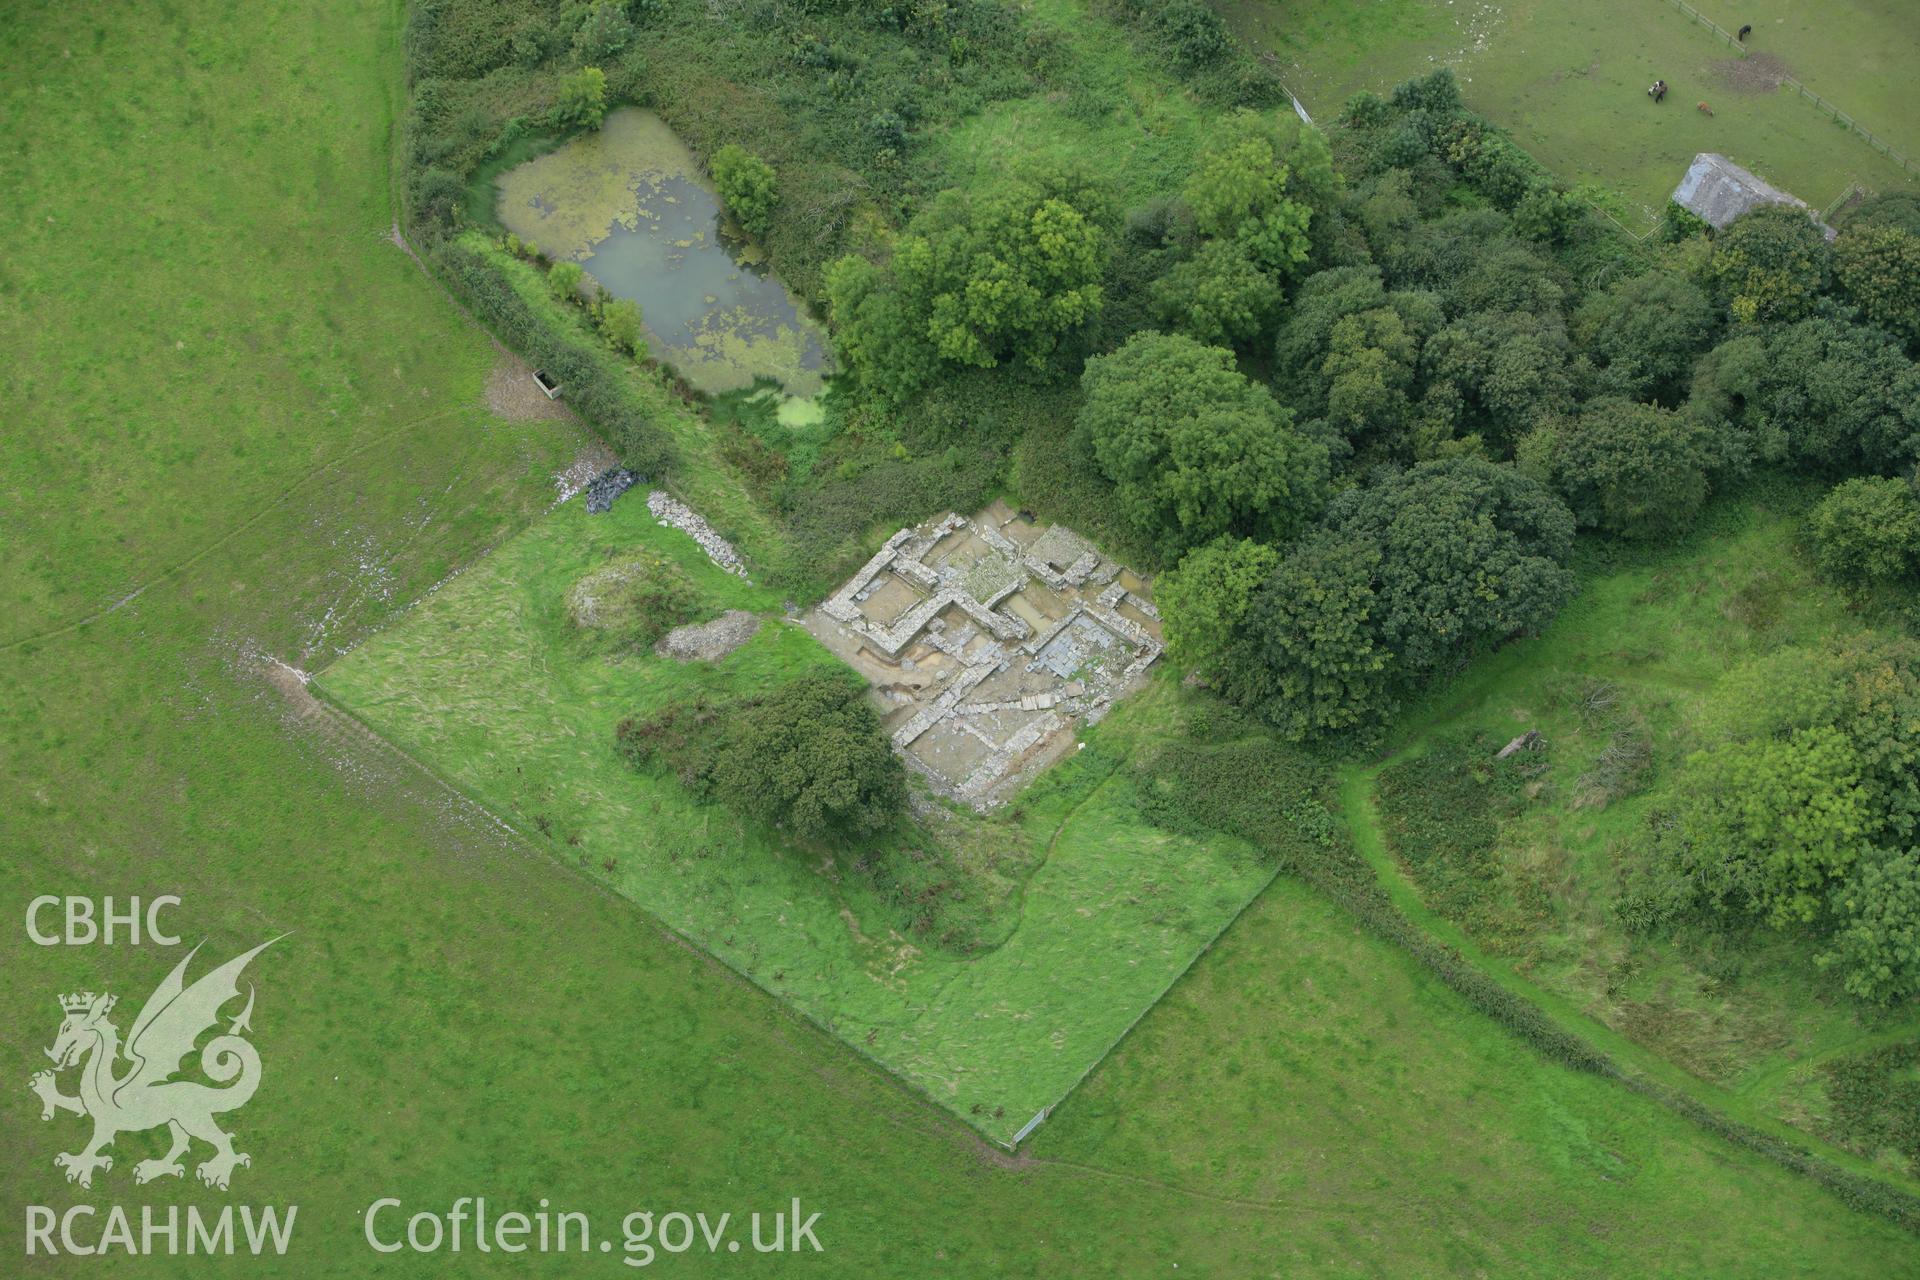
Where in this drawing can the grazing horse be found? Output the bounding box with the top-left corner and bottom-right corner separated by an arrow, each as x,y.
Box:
1737,23 -> 1752,41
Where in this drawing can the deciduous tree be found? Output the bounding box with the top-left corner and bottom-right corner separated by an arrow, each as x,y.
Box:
1517,397 -> 1717,539
1809,476 -> 1920,588
1158,536 -> 1279,667
711,144 -> 779,237
552,66 -> 607,129
1151,240 -> 1283,347
1574,268 -> 1719,404
1833,222 -> 1920,346
1077,332 -> 1329,555
1709,205 -> 1829,324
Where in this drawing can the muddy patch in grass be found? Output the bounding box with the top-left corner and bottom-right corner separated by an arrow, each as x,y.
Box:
1710,52 -> 1793,94
487,351 -> 575,422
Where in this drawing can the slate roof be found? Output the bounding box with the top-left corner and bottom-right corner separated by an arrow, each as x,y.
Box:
1672,152 -> 1835,238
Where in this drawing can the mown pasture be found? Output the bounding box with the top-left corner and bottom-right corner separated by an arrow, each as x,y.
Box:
4,0 -> 1919,1274
1216,0 -> 1920,228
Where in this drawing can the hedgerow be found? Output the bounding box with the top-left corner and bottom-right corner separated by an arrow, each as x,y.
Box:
438,233 -> 678,475
1133,717 -> 1920,1234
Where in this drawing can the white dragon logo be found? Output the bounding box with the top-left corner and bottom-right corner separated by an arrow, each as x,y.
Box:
28,938 -> 280,1191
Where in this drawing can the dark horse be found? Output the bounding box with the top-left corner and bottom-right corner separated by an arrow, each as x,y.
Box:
1737,23 -> 1752,40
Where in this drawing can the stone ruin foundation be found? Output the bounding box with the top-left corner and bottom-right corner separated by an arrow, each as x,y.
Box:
804,501 -> 1163,809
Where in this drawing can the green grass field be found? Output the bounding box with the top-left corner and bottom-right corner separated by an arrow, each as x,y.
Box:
1217,0 -> 1920,228
314,489 -> 1278,1143
1355,491 -> 1920,1183
5,0 -> 1920,1273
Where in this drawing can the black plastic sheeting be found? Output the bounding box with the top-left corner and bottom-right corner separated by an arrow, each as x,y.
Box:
584,467 -> 642,514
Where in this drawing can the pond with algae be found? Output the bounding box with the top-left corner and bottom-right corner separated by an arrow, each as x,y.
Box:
496,108 -> 830,397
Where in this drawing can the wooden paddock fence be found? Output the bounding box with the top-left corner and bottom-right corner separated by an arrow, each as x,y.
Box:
1657,0 -> 1920,179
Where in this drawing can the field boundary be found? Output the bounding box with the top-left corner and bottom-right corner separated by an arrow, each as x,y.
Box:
310,659 -> 1281,1149
1327,723 -> 1920,1234
300,675 -> 1031,1145
1658,0 -> 1919,178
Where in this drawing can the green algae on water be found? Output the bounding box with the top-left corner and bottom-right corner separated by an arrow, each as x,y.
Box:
496,108 -> 830,396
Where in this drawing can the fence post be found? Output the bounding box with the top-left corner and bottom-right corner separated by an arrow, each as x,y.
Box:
1653,0 -> 1918,178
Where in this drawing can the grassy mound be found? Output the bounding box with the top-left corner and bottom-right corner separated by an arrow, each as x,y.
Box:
564,549 -> 704,654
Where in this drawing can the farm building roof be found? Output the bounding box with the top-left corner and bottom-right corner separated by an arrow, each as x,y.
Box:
1671,153 -> 1836,238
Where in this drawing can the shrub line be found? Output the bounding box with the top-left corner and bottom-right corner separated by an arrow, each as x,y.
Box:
1314,766 -> 1920,1234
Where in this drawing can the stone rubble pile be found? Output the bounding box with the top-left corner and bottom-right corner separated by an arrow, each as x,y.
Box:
583,467 -> 642,514
647,490 -> 750,579
655,609 -> 761,661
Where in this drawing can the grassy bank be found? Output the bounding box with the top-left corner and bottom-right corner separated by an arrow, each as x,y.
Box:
1355,493 -> 1920,1186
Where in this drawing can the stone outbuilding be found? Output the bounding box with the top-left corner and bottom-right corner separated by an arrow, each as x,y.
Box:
1670,152 -> 1836,239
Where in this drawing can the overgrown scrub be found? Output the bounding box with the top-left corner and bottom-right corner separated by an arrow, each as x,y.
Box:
615,670 -> 904,841
1375,732 -> 1543,936
1821,1042 -> 1920,1178
1092,0 -> 1286,107
1131,706 -> 1615,1076
1622,636 -> 1920,1005
405,0 -> 1043,293
1132,730 -> 1343,865
1134,709 -> 1920,1235
565,550 -> 703,654
777,442 -> 1008,594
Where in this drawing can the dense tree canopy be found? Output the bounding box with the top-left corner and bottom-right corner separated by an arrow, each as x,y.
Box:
1078,331 -> 1330,554
1185,129 -> 1315,275
827,169 -> 1113,403
1216,459 -> 1575,739
1157,536 -> 1279,667
1424,308 -> 1574,452
1216,533 -> 1395,740
1274,265 -> 1441,457
617,672 -> 905,840
1821,848 -> 1920,1005
1517,397 -> 1718,540
1574,268 -> 1720,404
1689,317 -> 1920,474
1808,476 -> 1920,589
1708,205 -> 1829,324
1152,239 -> 1283,347
1642,637 -> 1920,1002
551,65 -> 607,129
1662,725 -> 1873,926
1326,458 -> 1576,673
1833,222 -> 1920,347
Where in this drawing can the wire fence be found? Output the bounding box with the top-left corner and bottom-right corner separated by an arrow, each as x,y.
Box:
1658,0 -> 1920,179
